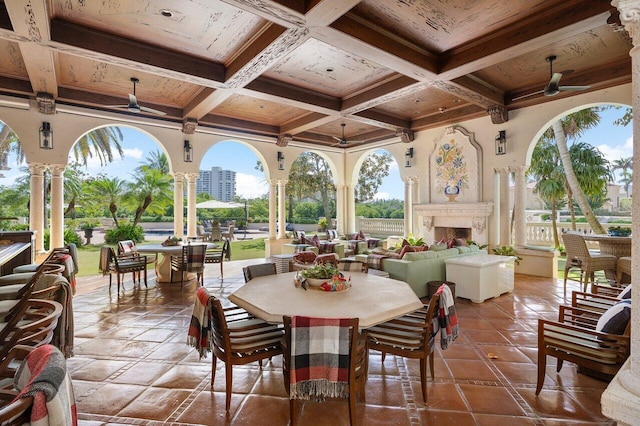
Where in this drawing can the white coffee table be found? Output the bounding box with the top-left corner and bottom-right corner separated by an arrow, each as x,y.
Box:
445,254 -> 517,303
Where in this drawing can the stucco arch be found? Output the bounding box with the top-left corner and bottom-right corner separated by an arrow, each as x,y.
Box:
523,101 -> 632,167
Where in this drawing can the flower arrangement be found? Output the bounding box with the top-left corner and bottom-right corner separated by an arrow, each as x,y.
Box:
161,236 -> 182,246
300,263 -> 339,280
435,140 -> 469,193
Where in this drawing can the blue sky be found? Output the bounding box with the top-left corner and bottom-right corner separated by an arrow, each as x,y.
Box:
0,106 -> 632,199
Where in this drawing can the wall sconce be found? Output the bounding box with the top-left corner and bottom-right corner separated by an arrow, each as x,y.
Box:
495,130 -> 506,155
39,122 -> 53,149
405,147 -> 414,167
183,140 -> 193,162
277,151 -> 285,170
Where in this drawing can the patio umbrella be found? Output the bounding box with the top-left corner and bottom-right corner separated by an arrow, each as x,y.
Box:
195,200 -> 245,209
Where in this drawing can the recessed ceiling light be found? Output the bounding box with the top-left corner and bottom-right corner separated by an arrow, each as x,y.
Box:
414,99 -> 421,103
439,107 -> 447,113
326,68 -> 334,72
160,9 -> 173,18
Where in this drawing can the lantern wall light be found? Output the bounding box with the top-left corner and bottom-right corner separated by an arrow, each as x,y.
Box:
39,122 -> 53,149
184,140 -> 193,162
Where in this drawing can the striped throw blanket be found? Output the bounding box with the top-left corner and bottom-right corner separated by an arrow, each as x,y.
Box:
290,317 -> 351,401
366,253 -> 388,270
436,284 -> 459,349
187,287 -> 212,359
14,344 -> 78,426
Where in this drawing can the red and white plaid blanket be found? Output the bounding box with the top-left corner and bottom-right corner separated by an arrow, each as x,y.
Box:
187,287 -> 212,359
14,344 -> 77,426
289,317 -> 350,401
436,284 -> 459,349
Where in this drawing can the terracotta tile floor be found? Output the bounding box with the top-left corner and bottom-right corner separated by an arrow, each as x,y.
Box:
71,260 -> 615,425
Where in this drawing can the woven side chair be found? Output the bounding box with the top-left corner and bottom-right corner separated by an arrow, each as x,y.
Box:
561,232 -> 617,297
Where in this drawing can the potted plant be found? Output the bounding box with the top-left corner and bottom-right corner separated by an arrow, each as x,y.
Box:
317,217 -> 328,232
300,263 -> 340,286
492,245 -> 522,265
607,226 -> 631,237
80,219 -> 100,243
161,236 -> 182,246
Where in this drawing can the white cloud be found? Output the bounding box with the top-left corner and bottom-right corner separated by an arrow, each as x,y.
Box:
124,147 -> 144,159
373,191 -> 390,200
236,173 -> 268,198
595,135 -> 633,163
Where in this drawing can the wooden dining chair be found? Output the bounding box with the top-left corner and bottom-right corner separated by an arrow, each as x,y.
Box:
242,262 -> 277,283
100,246 -> 148,293
207,291 -> 284,411
562,232 -> 617,296
170,244 -> 207,287
282,316 -> 366,426
204,239 -> 231,279
367,291 -> 440,403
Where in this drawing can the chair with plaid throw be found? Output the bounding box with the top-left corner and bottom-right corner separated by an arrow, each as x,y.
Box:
170,244 -> 207,287
282,316 -> 367,426
367,291 -> 441,403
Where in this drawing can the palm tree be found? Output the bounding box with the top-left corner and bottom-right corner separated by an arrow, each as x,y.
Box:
87,176 -> 128,226
69,127 -> 125,167
127,152 -> 174,226
528,139 -> 612,246
528,139 -> 567,248
612,157 -> 633,195
547,108 -> 606,234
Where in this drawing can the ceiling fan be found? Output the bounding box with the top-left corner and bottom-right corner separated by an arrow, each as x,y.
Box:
106,77 -> 167,115
331,123 -> 362,147
512,55 -> 591,101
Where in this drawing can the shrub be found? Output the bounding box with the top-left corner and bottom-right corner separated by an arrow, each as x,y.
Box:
43,228 -> 83,250
104,224 -> 145,244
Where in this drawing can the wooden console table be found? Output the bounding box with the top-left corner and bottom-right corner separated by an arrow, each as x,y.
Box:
0,231 -> 36,275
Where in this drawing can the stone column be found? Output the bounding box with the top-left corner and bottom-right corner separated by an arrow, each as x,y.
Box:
28,163 -> 46,253
336,184 -> 346,234
172,172 -> 185,238
268,180 -> 277,240
602,1 -> 640,423
185,173 -> 198,239
277,179 -> 287,239
49,165 -> 65,249
346,184 -> 356,233
496,167 -> 511,245
403,176 -> 416,236
492,169 -> 501,247
511,165 -> 527,247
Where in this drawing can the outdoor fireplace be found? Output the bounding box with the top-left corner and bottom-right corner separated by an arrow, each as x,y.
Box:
413,202 -> 493,246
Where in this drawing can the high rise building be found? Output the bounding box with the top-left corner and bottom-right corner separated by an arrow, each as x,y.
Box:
196,167 -> 236,201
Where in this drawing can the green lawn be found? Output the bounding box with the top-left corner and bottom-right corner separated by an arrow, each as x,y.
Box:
75,238 -> 266,277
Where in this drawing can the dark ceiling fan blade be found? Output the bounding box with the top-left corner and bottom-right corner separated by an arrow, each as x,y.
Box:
512,90 -> 544,101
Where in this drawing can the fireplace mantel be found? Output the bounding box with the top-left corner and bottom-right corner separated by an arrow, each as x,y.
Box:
414,202 -> 494,245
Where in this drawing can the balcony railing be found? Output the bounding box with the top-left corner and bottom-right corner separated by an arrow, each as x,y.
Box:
357,218 -> 629,250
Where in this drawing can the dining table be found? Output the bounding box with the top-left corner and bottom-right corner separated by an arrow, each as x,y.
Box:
228,271 -> 424,329
136,242 -> 217,283
582,234 -> 632,280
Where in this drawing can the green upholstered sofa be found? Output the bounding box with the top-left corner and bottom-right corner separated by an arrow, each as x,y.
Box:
355,245 -> 487,298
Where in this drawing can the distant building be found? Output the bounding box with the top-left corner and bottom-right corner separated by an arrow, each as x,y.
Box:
196,167 -> 236,201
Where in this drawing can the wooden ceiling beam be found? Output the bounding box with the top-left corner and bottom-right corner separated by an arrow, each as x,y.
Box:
304,0 -> 362,26
5,0 -> 58,97
219,0 -> 306,27
412,104 -> 486,131
199,113 -> 280,136
0,76 -> 32,95
243,77 -> 341,114
433,77 -> 503,109
341,76 -> 423,113
314,15 -> 439,81
349,110 -> 411,131
48,20 -> 227,89
280,113 -> 336,135
440,0 -> 612,79
182,88 -> 235,120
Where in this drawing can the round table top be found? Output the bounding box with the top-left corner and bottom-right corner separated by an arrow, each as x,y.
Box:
229,271 -> 423,329
136,242 -> 217,253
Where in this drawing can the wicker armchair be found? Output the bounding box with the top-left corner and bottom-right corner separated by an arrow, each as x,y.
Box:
616,256 -> 631,284
561,232 -> 617,296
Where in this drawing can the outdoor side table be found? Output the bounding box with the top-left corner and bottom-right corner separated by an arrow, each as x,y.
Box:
445,254 -> 517,303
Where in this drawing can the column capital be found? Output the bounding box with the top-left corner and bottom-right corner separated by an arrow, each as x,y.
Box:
494,167 -> 510,175
49,164 -> 66,176
185,172 -> 199,182
28,163 -> 47,175
277,179 -> 288,186
335,183 -> 347,191
614,0 -> 640,42
172,171 -> 186,181
508,165 -> 527,175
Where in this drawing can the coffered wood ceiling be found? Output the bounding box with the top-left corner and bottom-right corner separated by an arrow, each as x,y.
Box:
0,0 -> 632,148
